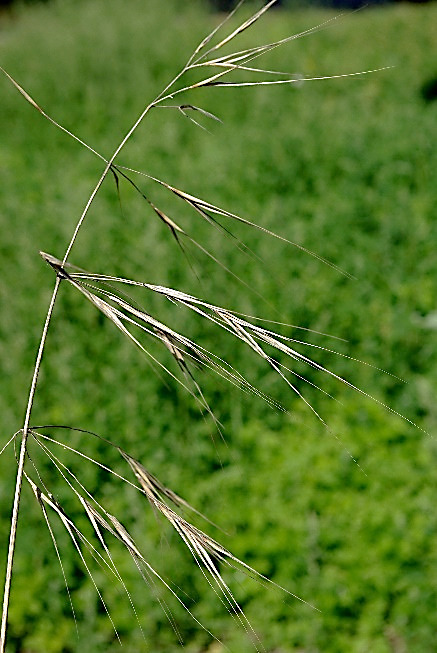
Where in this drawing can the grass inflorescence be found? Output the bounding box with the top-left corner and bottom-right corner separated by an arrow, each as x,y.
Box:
1,0 -> 436,651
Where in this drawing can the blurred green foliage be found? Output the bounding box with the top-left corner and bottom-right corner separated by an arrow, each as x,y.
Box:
1,0 -> 437,650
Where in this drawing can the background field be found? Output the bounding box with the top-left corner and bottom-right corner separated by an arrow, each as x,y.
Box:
1,0 -> 437,651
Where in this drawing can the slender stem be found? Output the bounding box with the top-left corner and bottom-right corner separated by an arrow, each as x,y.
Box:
63,102 -> 155,263
0,95 -> 161,651
0,111 -> 155,649
0,45 -> 197,651
0,277 -> 61,653
0,62 -> 187,653
0,103 -> 157,653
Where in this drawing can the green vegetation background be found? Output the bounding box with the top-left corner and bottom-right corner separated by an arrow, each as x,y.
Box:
1,0 -> 436,651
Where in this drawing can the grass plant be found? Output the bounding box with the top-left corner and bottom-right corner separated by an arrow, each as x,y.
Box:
1,0 -> 436,651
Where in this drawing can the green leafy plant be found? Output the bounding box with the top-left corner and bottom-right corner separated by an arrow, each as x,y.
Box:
0,2 -> 396,650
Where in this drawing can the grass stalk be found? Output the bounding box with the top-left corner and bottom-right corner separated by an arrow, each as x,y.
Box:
0,277 -> 60,653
